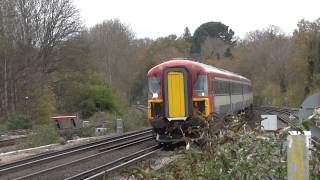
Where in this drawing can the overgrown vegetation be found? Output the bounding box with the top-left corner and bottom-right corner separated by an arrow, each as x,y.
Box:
76,84 -> 118,118
126,115 -> 320,179
63,127 -> 96,140
122,107 -> 149,132
7,114 -> 32,130
19,124 -> 61,149
88,106 -> 148,133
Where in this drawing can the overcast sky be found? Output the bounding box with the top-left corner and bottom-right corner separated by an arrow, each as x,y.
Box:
74,0 -> 319,39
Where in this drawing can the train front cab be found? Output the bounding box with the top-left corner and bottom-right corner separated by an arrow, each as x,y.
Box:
148,68 -> 211,142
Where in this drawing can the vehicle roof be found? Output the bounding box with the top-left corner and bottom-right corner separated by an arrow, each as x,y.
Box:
148,59 -> 251,83
51,115 -> 77,120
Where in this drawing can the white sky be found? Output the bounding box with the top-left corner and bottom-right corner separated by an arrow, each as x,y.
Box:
74,0 -> 319,39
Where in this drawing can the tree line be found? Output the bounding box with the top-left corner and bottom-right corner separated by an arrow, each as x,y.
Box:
0,0 -> 319,125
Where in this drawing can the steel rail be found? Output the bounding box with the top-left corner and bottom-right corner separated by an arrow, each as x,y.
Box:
0,128 -> 152,175
0,136 -> 27,148
255,106 -> 320,145
0,139 -> 18,148
255,106 -> 301,130
68,145 -> 161,180
14,135 -> 154,180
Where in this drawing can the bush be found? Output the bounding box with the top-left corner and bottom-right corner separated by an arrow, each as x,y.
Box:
30,87 -> 57,124
63,127 -> 95,140
122,107 -> 148,132
0,120 -> 8,133
77,84 -> 118,118
7,114 -> 32,130
89,111 -> 116,132
20,124 -> 60,149
127,116 -> 289,179
88,106 -> 148,134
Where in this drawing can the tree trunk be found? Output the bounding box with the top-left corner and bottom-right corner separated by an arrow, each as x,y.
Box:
3,56 -> 9,118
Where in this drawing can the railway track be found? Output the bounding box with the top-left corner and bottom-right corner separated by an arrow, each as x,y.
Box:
0,139 -> 19,148
67,145 -> 161,180
254,106 -> 300,128
0,136 -> 27,148
0,128 -> 157,180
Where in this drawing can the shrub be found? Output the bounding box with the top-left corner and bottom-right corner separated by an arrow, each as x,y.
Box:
30,87 -> 57,124
77,84 -> 117,118
7,114 -> 32,130
89,111 -> 116,132
122,107 -> 148,132
87,106 -> 148,134
20,124 -> 60,149
0,120 -> 8,133
127,115 -> 289,179
63,127 -> 95,140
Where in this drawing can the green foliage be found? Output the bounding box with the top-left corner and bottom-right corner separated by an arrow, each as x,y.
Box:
20,124 -> 60,149
145,35 -> 192,63
122,107 -> 148,132
89,111 -> 116,132
7,114 -> 32,130
76,84 -> 117,118
0,122 -> 7,133
191,21 -> 235,54
128,117 -> 288,179
311,140 -> 320,177
31,88 -> 56,124
88,106 -> 148,133
63,127 -> 95,140
295,18 -> 320,96
130,61 -> 155,103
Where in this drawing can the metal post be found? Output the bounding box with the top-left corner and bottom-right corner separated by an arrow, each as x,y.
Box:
287,135 -> 309,180
116,118 -> 123,135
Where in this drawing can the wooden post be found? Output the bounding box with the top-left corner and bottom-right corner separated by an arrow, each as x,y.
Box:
287,135 -> 309,180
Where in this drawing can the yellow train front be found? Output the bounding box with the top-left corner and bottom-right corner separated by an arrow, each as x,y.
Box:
147,59 -> 253,143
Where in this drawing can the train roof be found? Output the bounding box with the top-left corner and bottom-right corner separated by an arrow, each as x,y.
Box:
148,59 -> 251,83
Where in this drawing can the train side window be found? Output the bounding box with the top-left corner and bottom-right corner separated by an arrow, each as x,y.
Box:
214,80 -> 221,94
214,80 -> 230,95
226,81 -> 229,94
231,83 -> 242,95
231,83 -> 235,94
214,81 -> 218,94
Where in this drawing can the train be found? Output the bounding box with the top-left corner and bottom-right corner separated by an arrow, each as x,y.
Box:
147,59 -> 253,143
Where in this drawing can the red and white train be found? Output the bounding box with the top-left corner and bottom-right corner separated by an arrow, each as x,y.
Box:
147,59 -> 253,142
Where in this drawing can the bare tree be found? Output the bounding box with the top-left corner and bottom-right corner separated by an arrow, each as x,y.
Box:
0,0 -> 81,118
201,37 -> 229,60
89,19 -> 135,97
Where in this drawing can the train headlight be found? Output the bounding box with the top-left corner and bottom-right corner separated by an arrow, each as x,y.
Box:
152,93 -> 159,98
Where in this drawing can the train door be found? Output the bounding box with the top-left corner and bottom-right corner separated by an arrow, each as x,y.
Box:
164,68 -> 189,120
168,72 -> 185,117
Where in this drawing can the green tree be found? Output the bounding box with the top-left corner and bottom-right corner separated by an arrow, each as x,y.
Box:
76,84 -> 117,118
191,21 -> 235,54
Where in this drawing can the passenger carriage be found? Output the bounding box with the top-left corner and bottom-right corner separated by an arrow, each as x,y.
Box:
147,59 -> 253,143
